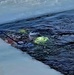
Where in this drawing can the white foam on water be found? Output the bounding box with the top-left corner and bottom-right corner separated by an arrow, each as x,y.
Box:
0,39 -> 63,75
0,0 -> 74,24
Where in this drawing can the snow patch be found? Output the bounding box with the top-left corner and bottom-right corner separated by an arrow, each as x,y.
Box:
0,39 -> 63,75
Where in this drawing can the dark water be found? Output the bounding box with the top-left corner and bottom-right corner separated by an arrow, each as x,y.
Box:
0,10 -> 74,75
0,9 -> 74,31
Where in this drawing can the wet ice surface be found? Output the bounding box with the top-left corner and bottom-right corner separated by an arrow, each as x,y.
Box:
0,0 -> 74,24
0,39 -> 63,75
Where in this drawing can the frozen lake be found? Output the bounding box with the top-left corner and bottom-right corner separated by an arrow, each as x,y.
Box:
0,0 -> 74,24
0,1 -> 74,75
